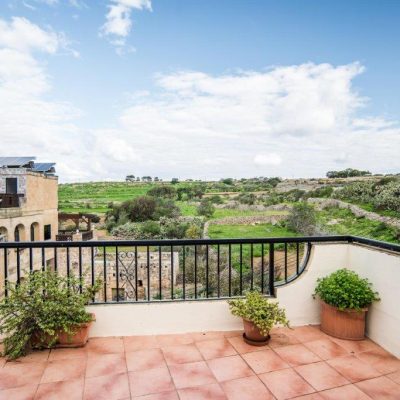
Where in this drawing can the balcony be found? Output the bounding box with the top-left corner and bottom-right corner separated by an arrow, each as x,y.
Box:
0,235 -> 399,398
0,193 -> 23,209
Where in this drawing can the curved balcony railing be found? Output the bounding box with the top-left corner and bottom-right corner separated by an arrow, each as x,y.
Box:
0,235 -> 399,304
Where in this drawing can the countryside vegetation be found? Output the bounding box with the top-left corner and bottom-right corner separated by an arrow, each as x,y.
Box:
58,169 -> 400,244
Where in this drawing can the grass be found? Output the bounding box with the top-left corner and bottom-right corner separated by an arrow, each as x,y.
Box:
208,223 -> 297,239
58,182 -> 154,214
317,207 -> 399,243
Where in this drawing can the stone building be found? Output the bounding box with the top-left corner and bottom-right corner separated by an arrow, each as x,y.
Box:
98,251 -> 180,301
0,157 -> 58,285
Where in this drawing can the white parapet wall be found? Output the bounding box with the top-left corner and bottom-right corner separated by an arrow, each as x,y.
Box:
87,242 -> 400,357
349,245 -> 400,357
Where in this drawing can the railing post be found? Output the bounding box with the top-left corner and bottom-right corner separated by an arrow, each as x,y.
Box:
269,243 -> 275,296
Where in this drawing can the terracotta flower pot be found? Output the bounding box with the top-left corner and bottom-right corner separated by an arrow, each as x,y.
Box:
242,319 -> 270,346
320,301 -> 367,340
31,313 -> 95,349
56,313 -> 95,348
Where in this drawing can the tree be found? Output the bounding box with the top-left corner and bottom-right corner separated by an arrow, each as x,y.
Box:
147,185 -> 177,199
197,198 -> 215,218
326,168 -> 371,178
221,178 -> 234,185
171,178 -> 179,184
125,175 -> 135,182
287,202 -> 316,235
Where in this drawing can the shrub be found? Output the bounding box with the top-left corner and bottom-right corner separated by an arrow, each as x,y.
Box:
374,181 -> 400,212
197,198 -> 215,218
141,220 -> 161,238
228,291 -> 289,336
0,271 -> 101,360
287,202 -> 316,235
209,195 -> 223,204
236,193 -> 257,205
313,269 -> 379,310
147,186 -> 177,199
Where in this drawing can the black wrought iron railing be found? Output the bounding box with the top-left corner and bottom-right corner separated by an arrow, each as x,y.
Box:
0,235 -> 399,304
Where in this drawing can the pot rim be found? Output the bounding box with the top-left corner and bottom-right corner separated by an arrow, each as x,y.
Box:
320,299 -> 368,313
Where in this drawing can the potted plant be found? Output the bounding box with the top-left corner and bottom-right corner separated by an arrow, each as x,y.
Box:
314,269 -> 379,340
228,291 -> 289,346
0,270 -> 101,360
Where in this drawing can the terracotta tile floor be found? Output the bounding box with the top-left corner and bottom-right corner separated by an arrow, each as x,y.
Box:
0,325 -> 399,400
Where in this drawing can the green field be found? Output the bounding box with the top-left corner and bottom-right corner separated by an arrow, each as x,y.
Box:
317,207 -> 399,243
208,223 -> 297,239
59,182 -> 155,213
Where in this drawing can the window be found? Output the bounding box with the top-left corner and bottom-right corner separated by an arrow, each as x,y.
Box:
6,178 -> 18,194
14,226 -> 20,242
30,225 -> 35,241
44,224 -> 52,240
112,288 -> 125,301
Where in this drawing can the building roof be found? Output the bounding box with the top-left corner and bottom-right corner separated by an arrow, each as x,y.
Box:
0,157 -> 56,174
0,157 -> 36,168
31,163 -> 56,173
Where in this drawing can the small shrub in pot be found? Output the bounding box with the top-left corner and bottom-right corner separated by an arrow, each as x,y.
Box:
228,291 -> 289,345
0,270 -> 101,359
313,269 -> 379,340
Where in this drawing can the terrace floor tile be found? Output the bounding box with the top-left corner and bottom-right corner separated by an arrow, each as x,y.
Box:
169,361 -> 216,389
221,375 -> 275,400
162,344 -> 203,365
123,335 -> 159,352
0,384 -> 37,400
303,338 -> 348,360
287,325 -> 329,343
86,337 -> 124,354
207,355 -> 254,382
48,347 -> 88,361
242,348 -> 289,374
178,383 -> 227,400
86,352 -> 127,378
83,372 -> 130,400
156,333 -> 193,346
0,361 -> 46,390
35,377 -> 84,400
227,336 -> 267,354
1,327 -> 399,399
356,347 -> 400,374
273,343 -> 322,366
128,366 -> 174,397
326,354 -> 382,382
295,361 -> 350,391
40,358 -> 86,384
195,339 -> 237,360
126,348 -> 166,372
319,383 -> 373,400
132,391 -> 179,400
259,368 -> 315,400
355,376 -> 400,400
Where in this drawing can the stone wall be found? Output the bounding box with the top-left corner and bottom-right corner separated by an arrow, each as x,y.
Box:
308,198 -> 400,230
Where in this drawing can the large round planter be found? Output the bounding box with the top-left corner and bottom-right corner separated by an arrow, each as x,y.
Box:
242,319 -> 270,346
31,313 -> 95,349
56,313 -> 95,348
320,301 -> 367,340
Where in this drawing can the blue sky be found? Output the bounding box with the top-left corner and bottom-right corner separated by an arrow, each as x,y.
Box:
0,0 -> 399,181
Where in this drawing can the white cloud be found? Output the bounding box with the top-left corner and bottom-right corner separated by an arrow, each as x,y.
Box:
254,154 -> 282,166
0,18 -> 398,183
100,0 -> 151,53
0,17 -> 60,53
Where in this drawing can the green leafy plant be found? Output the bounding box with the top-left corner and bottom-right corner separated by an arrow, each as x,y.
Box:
0,270 -> 101,360
313,268 -> 379,311
228,291 -> 289,336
